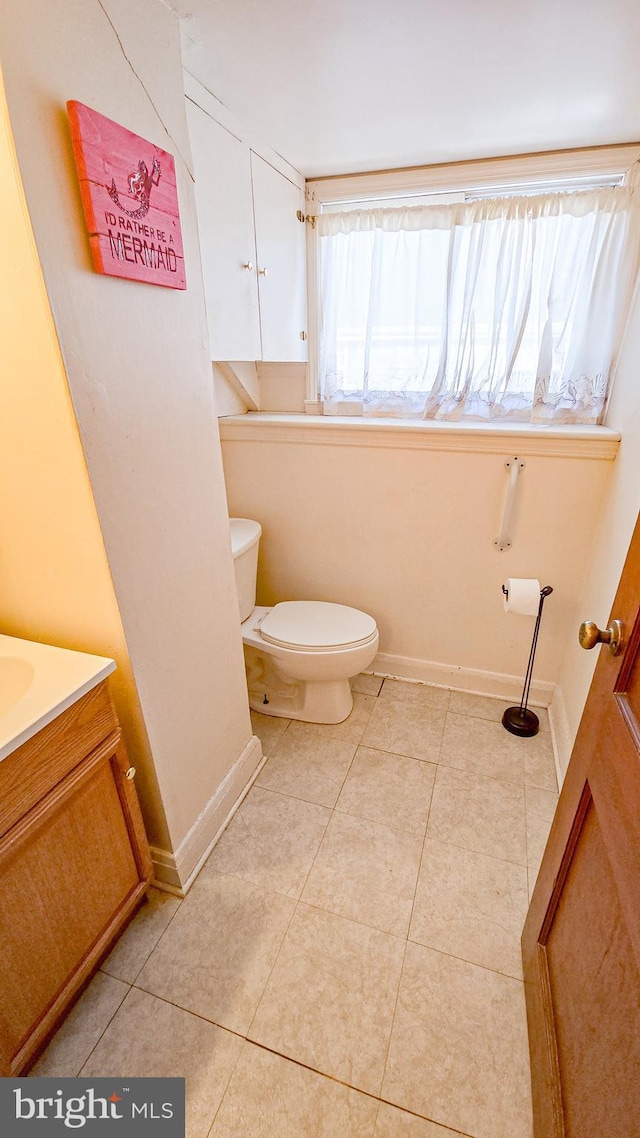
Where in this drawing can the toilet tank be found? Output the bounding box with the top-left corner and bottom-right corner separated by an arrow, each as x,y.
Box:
229,518 -> 262,622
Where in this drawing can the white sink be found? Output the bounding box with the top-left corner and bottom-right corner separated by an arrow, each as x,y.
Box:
0,635 -> 115,761
0,657 -> 35,717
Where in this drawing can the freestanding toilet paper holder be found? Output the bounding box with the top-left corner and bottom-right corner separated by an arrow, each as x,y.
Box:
501,584 -> 553,737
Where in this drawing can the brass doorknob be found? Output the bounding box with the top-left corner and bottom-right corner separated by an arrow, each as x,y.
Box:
578,619 -> 624,656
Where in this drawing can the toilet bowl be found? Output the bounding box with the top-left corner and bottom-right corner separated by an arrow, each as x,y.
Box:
229,518 -> 379,724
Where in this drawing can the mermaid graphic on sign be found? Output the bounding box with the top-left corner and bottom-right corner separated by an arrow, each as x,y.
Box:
108,155 -> 161,219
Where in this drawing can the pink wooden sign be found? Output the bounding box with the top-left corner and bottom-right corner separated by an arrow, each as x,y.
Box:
67,101 -> 186,289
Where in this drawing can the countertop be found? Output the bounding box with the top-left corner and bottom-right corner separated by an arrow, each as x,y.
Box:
0,634 -> 115,761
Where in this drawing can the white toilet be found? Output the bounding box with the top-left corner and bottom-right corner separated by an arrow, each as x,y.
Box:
229,518 -> 379,724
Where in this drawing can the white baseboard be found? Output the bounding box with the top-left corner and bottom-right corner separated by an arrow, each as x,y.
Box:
548,685 -> 573,789
372,651 -> 555,707
150,734 -> 265,896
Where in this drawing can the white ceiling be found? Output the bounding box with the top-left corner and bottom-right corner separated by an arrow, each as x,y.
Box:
173,0 -> 640,179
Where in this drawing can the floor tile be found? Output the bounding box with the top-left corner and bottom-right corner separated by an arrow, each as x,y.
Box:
525,785 -> 558,875
136,873 -> 296,1034
524,732 -> 558,792
379,679 -> 450,709
101,887 -> 181,984
382,943 -> 533,1138
439,712 -> 524,783
448,691 -> 550,730
525,784 -> 558,823
256,723 -> 357,807
248,903 -> 405,1096
204,786 -> 330,897
210,1040 -> 378,1136
337,747 -> 436,836
409,838 -> 528,978
250,709 -> 291,754
375,1101 -> 470,1137
427,766 -> 527,865
362,681 -> 448,763
30,972 -> 129,1076
81,988 -> 242,1138
447,691 -> 513,723
351,673 -> 384,697
302,811 -> 422,936
305,693 -> 377,742
30,678 -> 539,1136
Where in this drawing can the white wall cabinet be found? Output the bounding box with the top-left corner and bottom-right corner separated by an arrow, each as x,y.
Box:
250,151 -> 307,362
186,99 -> 307,364
186,100 -> 261,361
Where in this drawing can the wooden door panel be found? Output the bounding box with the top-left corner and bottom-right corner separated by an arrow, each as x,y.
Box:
524,511 -> 640,1137
589,736 -> 640,959
616,605 -> 640,736
545,795 -> 640,1137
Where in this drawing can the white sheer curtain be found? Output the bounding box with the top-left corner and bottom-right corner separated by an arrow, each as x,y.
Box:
317,183 -> 640,423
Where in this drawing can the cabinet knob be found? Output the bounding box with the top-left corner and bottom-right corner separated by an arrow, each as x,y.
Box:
300,331 -> 308,341
125,766 -> 137,780
258,266 -> 269,277
241,261 -> 254,271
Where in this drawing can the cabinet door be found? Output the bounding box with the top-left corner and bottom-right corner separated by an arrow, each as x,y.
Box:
251,152 -> 307,362
0,739 -> 150,1074
186,100 -> 261,361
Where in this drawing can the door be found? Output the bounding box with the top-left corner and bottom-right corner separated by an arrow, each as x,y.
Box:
523,511 -> 640,1136
186,100 -> 261,361
251,151 -> 307,362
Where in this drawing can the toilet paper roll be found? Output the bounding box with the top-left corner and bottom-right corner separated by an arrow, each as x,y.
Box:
503,578 -> 541,616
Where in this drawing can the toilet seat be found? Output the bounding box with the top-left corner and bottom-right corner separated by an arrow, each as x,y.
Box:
259,601 -> 378,652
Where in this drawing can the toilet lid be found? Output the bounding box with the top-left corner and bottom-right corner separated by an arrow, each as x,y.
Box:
259,601 -> 377,651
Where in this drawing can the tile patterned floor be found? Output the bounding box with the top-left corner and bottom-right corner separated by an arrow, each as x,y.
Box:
31,677 -> 560,1138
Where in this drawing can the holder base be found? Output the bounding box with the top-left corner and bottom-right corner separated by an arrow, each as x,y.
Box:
502,706 -> 540,738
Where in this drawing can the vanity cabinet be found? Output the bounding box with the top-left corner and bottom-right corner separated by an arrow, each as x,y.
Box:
186,98 -> 307,363
0,681 -> 152,1075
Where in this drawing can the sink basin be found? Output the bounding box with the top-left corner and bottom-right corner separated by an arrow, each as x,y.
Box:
0,635 -> 115,761
0,657 -> 35,717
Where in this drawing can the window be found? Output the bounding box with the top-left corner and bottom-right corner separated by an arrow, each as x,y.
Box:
314,166 -> 640,425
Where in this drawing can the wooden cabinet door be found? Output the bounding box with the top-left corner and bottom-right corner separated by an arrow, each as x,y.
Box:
186,100 -> 261,361
0,738 -> 151,1075
251,151 -> 307,362
523,511 -> 640,1136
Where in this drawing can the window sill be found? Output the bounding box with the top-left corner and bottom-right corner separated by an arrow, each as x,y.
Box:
218,412 -> 620,460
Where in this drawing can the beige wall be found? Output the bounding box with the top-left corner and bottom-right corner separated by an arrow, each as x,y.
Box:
0,0 -> 254,884
0,71 -> 169,849
214,362 -> 308,416
221,428 -> 613,701
551,287 -> 640,774
257,363 -> 307,412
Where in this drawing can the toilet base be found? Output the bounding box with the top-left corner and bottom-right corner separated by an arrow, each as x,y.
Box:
241,609 -> 378,725
248,676 -> 354,724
